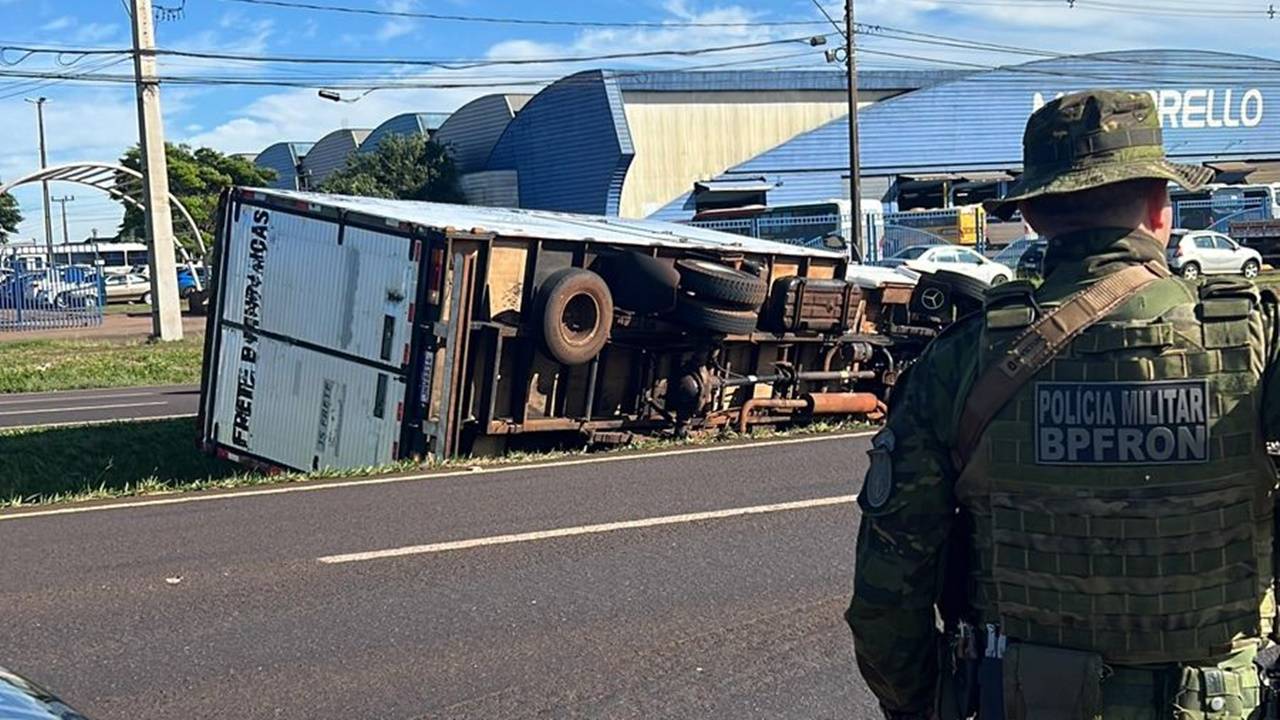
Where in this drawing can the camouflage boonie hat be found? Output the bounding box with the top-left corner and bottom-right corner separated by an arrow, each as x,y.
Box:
986,89 -> 1214,220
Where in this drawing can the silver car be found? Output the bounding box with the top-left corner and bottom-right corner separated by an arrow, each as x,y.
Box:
1166,230 -> 1262,280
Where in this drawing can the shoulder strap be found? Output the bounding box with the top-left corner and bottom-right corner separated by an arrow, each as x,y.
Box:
950,260 -> 1170,471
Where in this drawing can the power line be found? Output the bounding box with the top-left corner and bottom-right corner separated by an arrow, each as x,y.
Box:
216,0 -> 830,29
911,0 -> 1272,18
149,33 -> 838,70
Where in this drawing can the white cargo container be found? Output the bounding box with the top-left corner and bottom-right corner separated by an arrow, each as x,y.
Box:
200,189 -> 929,473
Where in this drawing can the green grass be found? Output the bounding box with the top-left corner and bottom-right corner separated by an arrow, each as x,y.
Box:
1255,271 -> 1280,286
0,337 -> 203,393
0,418 -> 872,508
103,303 -> 152,316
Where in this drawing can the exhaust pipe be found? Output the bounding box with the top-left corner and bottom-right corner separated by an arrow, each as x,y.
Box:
737,392 -> 886,433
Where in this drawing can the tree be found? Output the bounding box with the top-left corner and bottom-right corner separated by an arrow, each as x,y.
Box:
0,192 -> 21,244
117,144 -> 276,250
319,134 -> 464,203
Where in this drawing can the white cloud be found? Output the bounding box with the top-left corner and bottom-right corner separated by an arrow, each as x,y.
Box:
41,16 -> 74,32
375,0 -> 419,42
184,1 -> 808,154
72,22 -> 120,44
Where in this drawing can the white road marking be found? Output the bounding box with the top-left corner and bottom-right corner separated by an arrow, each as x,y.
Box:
0,401 -> 168,417
0,391 -> 158,407
318,495 -> 858,564
5,413 -> 197,431
0,432 -> 874,522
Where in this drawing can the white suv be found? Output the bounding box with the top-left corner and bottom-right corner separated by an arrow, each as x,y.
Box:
1166,230 -> 1262,280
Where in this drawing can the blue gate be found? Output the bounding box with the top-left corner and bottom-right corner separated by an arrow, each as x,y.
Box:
0,257 -> 105,331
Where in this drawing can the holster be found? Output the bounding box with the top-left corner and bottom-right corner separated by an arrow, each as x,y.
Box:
1001,643 -> 1103,720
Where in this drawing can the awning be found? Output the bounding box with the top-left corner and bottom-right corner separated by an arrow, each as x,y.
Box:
1207,160 -> 1280,184
899,171 -> 1013,184
694,177 -> 777,193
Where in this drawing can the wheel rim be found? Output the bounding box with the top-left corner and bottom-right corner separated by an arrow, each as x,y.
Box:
1184,265 -> 1199,279
561,294 -> 600,346
1245,263 -> 1259,279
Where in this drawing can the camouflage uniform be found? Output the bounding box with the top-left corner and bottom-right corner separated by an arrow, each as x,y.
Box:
847,91 -> 1280,719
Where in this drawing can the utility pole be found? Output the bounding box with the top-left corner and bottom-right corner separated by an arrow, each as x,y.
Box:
51,195 -> 74,244
845,0 -> 863,257
130,0 -> 184,341
24,97 -> 54,262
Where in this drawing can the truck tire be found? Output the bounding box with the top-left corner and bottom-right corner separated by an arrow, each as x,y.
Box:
675,294 -> 759,335
592,251 -> 679,314
534,268 -> 613,366
675,259 -> 768,309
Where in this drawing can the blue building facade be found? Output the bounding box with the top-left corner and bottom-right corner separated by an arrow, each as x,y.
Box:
358,112 -> 452,155
487,71 -> 635,216
652,50 -> 1280,220
254,142 -> 313,191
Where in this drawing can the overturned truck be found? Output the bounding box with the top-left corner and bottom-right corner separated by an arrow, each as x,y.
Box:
198,189 -> 952,472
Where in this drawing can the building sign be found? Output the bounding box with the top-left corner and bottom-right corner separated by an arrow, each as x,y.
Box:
1033,89 -> 1265,129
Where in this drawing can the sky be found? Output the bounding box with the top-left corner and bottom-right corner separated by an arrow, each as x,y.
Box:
0,0 -> 1278,244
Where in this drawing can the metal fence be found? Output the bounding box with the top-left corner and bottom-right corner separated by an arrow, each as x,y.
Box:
879,208 -> 983,259
1173,198 -> 1272,233
688,207 -> 989,262
690,213 -> 845,250
0,259 -> 105,331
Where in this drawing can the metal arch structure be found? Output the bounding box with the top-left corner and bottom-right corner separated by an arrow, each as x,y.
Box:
0,162 -> 206,256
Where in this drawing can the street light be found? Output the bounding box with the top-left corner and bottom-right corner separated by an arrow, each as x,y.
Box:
317,88 -> 378,103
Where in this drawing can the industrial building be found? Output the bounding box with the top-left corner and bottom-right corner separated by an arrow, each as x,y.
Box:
248,51 -> 1280,227
249,68 -> 956,209
653,49 -> 1280,221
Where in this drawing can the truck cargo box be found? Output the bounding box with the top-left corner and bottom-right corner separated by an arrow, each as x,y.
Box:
199,189 -> 937,473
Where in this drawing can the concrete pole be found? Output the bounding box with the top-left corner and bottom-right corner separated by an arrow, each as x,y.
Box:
51,195 -> 74,244
845,0 -> 863,256
24,97 -> 54,263
131,0 -> 183,341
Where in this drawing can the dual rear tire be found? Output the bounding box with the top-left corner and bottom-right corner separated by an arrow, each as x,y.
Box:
531,256 -> 771,365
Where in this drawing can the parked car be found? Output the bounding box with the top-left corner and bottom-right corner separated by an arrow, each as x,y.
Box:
0,272 -> 41,308
0,664 -> 92,719
989,237 -> 1038,267
875,244 -> 1013,286
1015,239 -> 1048,280
1166,230 -> 1263,280
102,273 -> 151,303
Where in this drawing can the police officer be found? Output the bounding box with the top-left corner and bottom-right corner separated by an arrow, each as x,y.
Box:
847,89 -> 1280,719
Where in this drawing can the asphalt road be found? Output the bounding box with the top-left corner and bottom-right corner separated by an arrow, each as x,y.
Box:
0,384 -> 199,429
0,433 -> 880,720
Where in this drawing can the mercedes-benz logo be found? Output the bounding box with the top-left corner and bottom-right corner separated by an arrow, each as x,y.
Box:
920,287 -> 946,311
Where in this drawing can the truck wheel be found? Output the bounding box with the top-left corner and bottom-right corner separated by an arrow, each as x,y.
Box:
534,268 -> 613,366
675,259 -> 768,309
592,251 -> 679,313
675,295 -> 759,335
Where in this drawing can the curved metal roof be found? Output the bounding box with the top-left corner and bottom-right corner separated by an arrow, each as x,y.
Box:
358,112 -> 452,154
433,94 -> 531,173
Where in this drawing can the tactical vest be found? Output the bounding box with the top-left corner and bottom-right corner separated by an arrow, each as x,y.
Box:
956,275 -> 1278,665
